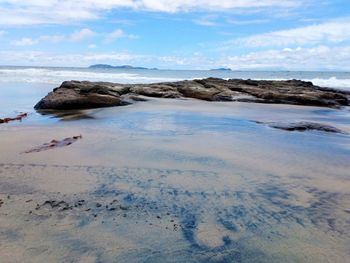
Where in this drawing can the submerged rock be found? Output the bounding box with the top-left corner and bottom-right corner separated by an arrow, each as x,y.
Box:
34,78 -> 349,110
257,121 -> 345,134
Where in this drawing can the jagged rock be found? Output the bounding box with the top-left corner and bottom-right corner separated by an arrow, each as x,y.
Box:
34,78 -> 349,110
177,82 -> 220,100
226,79 -> 349,107
35,81 -> 130,110
130,84 -> 181,98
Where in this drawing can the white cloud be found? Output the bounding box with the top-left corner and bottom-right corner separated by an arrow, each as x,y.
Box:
193,16 -> 271,27
234,19 -> 350,47
70,28 -> 96,41
12,37 -> 38,46
0,0 -> 302,25
0,50 -> 144,67
2,45 -> 349,71
217,46 -> 350,70
11,34 -> 65,46
105,29 -> 124,42
0,30 -> 7,37
193,17 -> 218,27
105,29 -> 138,42
226,18 -> 270,25
39,34 -> 65,43
136,0 -> 301,13
9,29 -> 135,48
158,53 -> 210,67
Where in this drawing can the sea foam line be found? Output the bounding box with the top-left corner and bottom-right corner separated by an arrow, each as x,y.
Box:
0,68 -> 350,91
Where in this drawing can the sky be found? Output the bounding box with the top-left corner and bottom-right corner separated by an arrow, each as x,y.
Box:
0,0 -> 350,70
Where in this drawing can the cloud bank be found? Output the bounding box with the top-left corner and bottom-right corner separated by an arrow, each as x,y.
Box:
235,19 -> 350,47
0,0 -> 302,25
1,45 -> 350,71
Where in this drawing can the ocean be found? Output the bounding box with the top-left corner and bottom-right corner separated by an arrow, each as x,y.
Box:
1,66 -> 350,89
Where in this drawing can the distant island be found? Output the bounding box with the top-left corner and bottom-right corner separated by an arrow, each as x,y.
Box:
89,64 -> 158,70
210,68 -> 232,71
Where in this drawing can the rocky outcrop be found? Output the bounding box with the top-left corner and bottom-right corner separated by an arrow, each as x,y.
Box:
256,121 -> 345,134
34,81 -> 130,110
34,78 -> 350,110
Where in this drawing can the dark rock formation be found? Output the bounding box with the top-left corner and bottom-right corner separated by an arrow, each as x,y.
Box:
34,78 -> 349,110
34,81 -> 130,110
256,121 -> 345,134
210,68 -> 232,71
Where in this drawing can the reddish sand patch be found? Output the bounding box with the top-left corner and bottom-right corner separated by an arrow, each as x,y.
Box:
0,113 -> 28,124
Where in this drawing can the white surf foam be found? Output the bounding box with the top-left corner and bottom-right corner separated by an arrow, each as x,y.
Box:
0,68 -> 181,85
1,68 -> 350,91
257,77 -> 350,91
307,77 -> 350,91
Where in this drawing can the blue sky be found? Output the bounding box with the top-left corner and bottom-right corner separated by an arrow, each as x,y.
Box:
0,0 -> 350,70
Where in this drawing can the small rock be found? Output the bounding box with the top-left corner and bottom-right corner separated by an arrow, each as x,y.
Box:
120,205 -> 128,210
257,121 -> 346,134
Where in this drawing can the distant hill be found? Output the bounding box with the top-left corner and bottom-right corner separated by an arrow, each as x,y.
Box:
89,64 -> 158,70
210,68 -> 232,71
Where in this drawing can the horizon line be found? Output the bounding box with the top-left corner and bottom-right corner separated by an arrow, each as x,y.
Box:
0,65 -> 349,73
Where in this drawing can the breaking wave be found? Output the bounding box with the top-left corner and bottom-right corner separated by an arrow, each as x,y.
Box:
0,68 -> 181,85
307,77 -> 350,91
0,67 -> 349,91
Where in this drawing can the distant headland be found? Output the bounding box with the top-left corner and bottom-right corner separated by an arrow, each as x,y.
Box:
210,68 -> 232,71
89,64 -> 158,70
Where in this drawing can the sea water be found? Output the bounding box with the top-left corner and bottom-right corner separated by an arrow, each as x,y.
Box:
0,66 -> 350,89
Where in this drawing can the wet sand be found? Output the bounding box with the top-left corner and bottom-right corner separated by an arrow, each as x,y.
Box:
0,98 -> 350,262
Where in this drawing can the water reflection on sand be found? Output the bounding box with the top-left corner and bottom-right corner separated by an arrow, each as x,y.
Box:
0,99 -> 349,262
